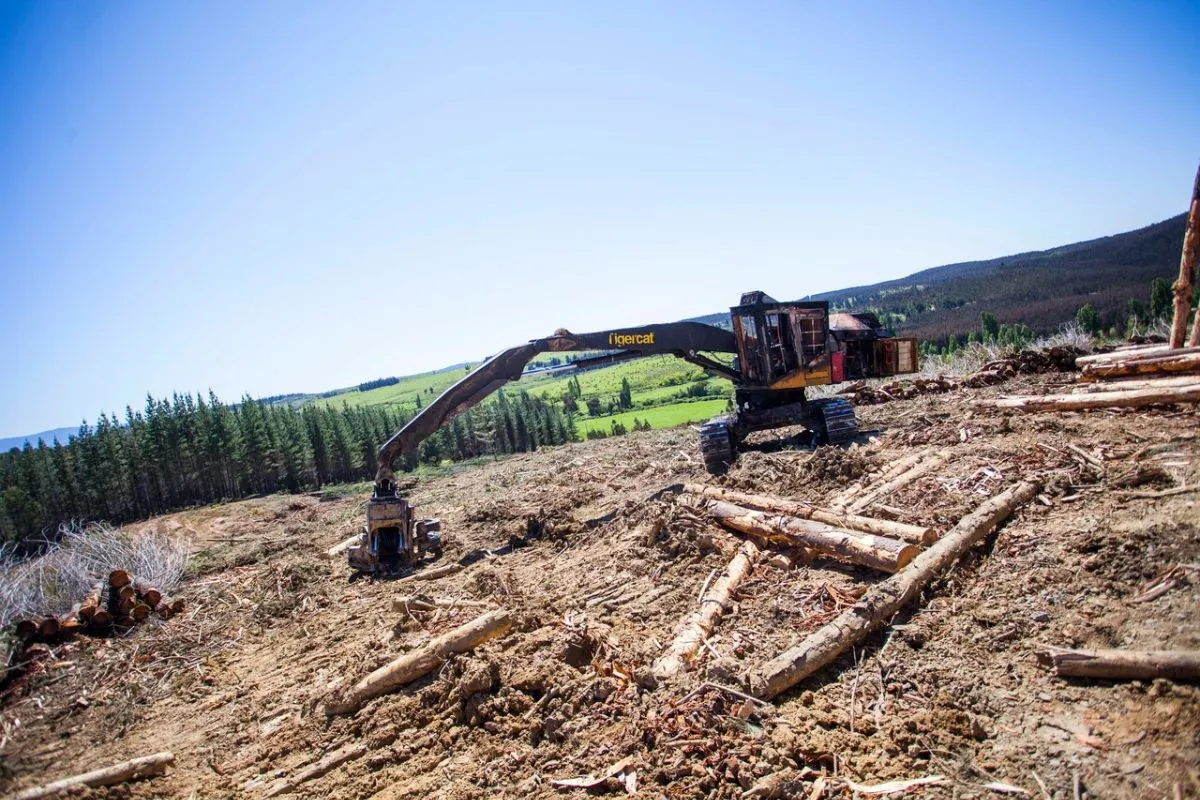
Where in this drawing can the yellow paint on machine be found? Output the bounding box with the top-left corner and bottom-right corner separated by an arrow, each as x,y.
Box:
608,332 -> 655,347
769,367 -> 832,390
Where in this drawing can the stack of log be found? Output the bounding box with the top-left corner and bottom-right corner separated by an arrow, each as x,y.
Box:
10,568 -> 184,648
991,164 -> 1200,413
840,346 -> 1083,405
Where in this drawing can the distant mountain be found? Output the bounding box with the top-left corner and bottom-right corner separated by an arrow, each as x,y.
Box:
0,427 -> 79,452
807,214 -> 1187,344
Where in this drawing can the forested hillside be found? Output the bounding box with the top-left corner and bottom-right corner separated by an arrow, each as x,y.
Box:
0,390 -> 572,550
811,213 -> 1187,345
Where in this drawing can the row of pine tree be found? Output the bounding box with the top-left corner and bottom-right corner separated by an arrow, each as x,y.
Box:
0,390 -> 574,550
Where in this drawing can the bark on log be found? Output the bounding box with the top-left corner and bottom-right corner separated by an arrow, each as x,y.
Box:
325,608 -> 513,715
9,751 -> 174,800
153,595 -> 186,618
1039,647 -> 1200,682
89,607 -> 112,627
1074,344 -> 1172,367
1172,163 -> 1200,348
829,451 -> 926,511
261,742 -> 368,798
1072,375 -> 1200,393
994,385 -> 1200,412
683,484 -> 935,545
397,563 -> 463,583
108,569 -> 131,589
652,540 -> 760,679
324,534 -> 360,560
748,480 -> 1039,700
1080,351 -> 1200,381
133,580 -> 163,608
391,595 -> 493,612
702,500 -> 917,573
847,453 -> 949,515
37,617 -> 60,638
78,581 -> 105,621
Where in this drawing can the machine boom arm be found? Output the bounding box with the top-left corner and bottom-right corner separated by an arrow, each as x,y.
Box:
375,321 -> 738,484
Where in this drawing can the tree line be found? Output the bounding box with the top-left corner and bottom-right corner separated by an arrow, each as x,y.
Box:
0,389 -> 574,551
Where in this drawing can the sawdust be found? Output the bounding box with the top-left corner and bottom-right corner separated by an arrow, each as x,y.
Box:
1,373 -> 1198,799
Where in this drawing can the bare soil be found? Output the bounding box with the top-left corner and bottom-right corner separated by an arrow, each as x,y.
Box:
2,374 -> 1198,799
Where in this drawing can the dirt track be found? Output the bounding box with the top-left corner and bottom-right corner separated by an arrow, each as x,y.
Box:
2,373 -> 1199,799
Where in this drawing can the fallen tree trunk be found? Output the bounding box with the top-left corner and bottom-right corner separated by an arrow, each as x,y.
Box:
994,384 -> 1200,412
10,751 -> 174,800
702,500 -> 917,573
391,595 -> 493,612
1038,647 -> 1200,682
1080,351 -> 1200,381
37,617 -> 60,638
325,608 -> 513,715
683,484 -> 935,545
748,480 -> 1039,700
652,540 -> 760,680
1173,163 -> 1200,347
324,534 -> 360,560
846,453 -> 950,515
261,742 -> 368,798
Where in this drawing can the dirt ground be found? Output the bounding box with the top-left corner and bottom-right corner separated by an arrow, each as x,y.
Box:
2,372 -> 1198,799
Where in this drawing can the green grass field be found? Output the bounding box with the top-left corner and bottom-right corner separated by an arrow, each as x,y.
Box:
573,398 -> 728,438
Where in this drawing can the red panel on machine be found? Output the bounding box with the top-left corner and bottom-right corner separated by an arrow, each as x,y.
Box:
831,351 -> 844,383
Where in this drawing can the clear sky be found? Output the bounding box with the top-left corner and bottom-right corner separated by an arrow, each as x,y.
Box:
1,0 -> 1197,438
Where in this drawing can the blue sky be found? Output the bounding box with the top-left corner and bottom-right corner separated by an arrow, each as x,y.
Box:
1,0 -> 1197,437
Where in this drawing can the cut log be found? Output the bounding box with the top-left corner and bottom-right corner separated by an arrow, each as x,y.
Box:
1072,375 -> 1200,393
261,742 -> 368,798
1074,344 -> 1173,367
652,540 -> 760,679
1039,647 -> 1200,682
397,562 -> 463,583
1080,351 -> 1200,381
130,603 -> 152,622
9,751 -> 174,800
391,595 -> 493,612
324,533 -> 360,560
37,617 -> 60,638
847,453 -> 949,514
682,484 -> 935,545
325,608 -> 513,715
78,581 -> 106,621
748,480 -> 1039,700
153,595 -> 186,618
1172,163 -> 1200,348
994,385 -> 1200,412
134,580 -> 163,608
701,500 -> 917,573
89,606 -> 112,627
108,569 -> 131,589
829,450 -> 927,511
14,619 -> 37,640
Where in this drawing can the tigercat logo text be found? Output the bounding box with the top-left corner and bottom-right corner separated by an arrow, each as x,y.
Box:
608,332 -> 655,347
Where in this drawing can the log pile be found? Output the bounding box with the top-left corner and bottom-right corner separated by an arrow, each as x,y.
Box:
8,569 -> 184,655
840,346 -> 1083,405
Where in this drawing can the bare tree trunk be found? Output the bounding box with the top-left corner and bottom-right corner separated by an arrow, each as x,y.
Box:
261,743 -> 368,798
748,481 -> 1039,700
1072,375 -> 1200,393
701,500 -> 917,573
1075,344 -> 1172,367
652,540 -> 760,679
325,608 -> 512,715
829,450 -> 926,511
1039,647 -> 1200,681
324,534 -> 360,559
994,384 -> 1200,411
1173,163 -> 1200,347
9,751 -> 174,800
683,484 -> 934,544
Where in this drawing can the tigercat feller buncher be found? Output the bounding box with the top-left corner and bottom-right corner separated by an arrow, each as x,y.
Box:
347,291 -> 917,575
